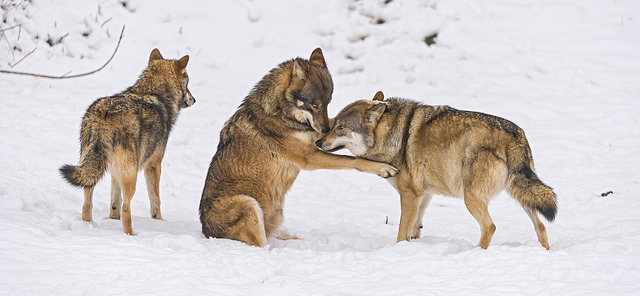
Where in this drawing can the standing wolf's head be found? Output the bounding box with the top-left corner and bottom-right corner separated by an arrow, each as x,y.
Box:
144,48 -> 196,109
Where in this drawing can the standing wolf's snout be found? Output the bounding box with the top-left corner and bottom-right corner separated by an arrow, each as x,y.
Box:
315,139 -> 323,148
183,89 -> 196,108
321,126 -> 330,133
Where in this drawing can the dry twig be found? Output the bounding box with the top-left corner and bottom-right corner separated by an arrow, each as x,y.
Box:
0,25 -> 125,79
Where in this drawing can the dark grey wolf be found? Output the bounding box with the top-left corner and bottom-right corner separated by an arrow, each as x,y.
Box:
316,91 -> 556,249
199,49 -> 398,247
60,48 -> 195,235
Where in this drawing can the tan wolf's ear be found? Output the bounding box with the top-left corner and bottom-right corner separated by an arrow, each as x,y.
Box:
309,48 -> 326,68
373,91 -> 384,101
292,59 -> 306,81
177,55 -> 189,69
149,48 -> 164,64
365,102 -> 387,124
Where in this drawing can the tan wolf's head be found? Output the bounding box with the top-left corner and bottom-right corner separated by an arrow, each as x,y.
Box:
316,91 -> 388,155
146,48 -> 196,108
285,48 -> 333,133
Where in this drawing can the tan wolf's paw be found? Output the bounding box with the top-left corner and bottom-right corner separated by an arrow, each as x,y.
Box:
375,163 -> 399,178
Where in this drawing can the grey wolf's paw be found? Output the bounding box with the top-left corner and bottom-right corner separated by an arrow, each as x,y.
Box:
376,163 -> 399,178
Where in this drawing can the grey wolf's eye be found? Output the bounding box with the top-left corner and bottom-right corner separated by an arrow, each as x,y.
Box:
337,124 -> 344,130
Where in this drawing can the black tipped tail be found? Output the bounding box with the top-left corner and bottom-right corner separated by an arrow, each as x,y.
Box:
59,164 -> 103,188
60,144 -> 107,188
508,165 -> 557,222
538,201 -> 557,222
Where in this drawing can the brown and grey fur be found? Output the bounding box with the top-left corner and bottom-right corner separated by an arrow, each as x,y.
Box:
316,91 -> 557,249
60,48 -> 196,235
199,49 -> 398,247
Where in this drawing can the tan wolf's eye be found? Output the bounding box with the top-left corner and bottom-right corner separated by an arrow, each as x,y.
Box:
312,104 -> 319,109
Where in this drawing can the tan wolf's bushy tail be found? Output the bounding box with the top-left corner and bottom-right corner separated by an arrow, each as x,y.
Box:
59,143 -> 107,188
506,143 -> 557,222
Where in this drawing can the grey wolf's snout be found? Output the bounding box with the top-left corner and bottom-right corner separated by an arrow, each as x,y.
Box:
315,139 -> 323,148
321,126 -> 330,133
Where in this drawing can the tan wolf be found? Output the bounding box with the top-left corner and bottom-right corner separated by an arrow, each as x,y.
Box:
316,91 -> 557,249
60,48 -> 196,235
199,49 -> 399,247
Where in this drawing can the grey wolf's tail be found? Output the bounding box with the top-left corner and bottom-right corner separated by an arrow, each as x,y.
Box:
506,142 -> 557,222
60,144 -> 107,188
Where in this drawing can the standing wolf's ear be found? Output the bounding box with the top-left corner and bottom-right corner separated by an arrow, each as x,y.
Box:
149,48 -> 163,64
365,102 -> 387,125
309,48 -> 327,68
373,91 -> 384,101
177,55 -> 189,69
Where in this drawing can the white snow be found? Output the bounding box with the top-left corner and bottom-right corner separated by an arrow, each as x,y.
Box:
1,0 -> 640,295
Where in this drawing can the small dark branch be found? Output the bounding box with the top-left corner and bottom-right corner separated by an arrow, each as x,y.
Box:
600,191 -> 614,197
424,32 -> 438,46
0,25 -> 125,79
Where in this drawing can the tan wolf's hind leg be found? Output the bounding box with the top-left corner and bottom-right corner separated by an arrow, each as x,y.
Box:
462,150 -> 505,249
524,207 -> 550,250
119,173 -> 137,235
82,186 -> 95,222
463,193 -> 495,249
144,161 -> 162,220
228,195 -> 269,247
109,175 -> 122,220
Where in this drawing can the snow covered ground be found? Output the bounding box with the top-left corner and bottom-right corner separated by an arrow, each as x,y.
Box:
1,0 -> 639,294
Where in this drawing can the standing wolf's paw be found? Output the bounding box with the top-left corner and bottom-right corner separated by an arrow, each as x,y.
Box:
375,163 -> 399,178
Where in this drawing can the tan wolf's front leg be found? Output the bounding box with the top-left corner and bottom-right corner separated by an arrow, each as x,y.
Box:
352,157 -> 399,178
396,190 -> 423,243
299,149 -> 399,178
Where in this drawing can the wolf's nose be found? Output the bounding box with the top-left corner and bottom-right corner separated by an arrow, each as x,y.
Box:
315,139 -> 323,148
321,127 -> 330,133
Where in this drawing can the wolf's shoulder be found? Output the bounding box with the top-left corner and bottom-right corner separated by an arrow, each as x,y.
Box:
85,91 -> 160,117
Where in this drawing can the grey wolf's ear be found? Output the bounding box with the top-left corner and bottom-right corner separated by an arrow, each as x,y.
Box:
365,103 -> 387,124
292,59 -> 306,81
149,48 -> 163,64
309,48 -> 327,68
373,91 -> 384,101
177,55 -> 189,69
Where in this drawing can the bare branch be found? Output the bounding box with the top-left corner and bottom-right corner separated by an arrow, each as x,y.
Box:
0,25 -> 126,79
9,46 -> 36,68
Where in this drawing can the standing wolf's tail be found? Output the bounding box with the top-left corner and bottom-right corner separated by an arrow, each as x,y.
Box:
506,140 -> 557,222
59,143 -> 107,188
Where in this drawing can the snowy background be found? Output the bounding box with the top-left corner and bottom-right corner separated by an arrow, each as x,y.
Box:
1,0 -> 639,294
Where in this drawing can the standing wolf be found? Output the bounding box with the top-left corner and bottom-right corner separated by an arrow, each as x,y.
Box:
60,48 -> 196,235
316,91 -> 557,249
199,49 -> 398,247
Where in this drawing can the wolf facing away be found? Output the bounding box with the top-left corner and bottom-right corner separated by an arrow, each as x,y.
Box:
316,91 -> 557,249
60,48 -> 196,235
199,49 -> 399,247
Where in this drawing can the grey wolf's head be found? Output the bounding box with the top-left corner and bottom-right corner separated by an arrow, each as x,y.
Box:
316,91 -> 387,155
